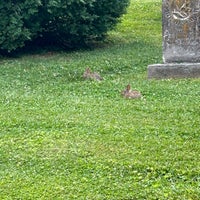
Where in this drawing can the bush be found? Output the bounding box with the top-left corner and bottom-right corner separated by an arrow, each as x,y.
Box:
0,1 -> 42,52
0,0 -> 130,52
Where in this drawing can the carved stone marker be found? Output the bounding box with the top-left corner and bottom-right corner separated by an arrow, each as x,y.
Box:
148,0 -> 200,79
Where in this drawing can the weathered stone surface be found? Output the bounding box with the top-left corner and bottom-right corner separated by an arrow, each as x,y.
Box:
148,63 -> 200,79
147,0 -> 200,79
163,0 -> 200,63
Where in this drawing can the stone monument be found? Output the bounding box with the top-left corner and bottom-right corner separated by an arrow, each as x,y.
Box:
148,0 -> 200,79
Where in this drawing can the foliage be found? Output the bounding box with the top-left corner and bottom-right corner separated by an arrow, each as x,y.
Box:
0,0 -> 130,52
0,0 -> 200,199
0,0 -> 42,52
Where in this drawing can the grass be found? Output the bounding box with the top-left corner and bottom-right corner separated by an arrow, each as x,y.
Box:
0,0 -> 200,199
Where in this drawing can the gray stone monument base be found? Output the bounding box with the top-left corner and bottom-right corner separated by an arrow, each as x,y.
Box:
148,63 -> 200,79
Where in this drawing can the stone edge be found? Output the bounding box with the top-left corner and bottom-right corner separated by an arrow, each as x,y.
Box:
147,63 -> 200,79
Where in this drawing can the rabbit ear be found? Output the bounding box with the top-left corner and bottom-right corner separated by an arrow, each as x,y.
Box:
86,67 -> 91,73
126,84 -> 131,91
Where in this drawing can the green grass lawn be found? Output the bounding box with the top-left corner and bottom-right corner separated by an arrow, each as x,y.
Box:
0,0 -> 200,199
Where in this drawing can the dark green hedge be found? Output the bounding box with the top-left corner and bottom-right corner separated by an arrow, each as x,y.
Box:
0,0 -> 130,52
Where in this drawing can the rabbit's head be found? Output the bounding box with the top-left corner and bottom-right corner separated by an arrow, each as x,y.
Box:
126,84 -> 131,92
83,67 -> 92,78
121,84 -> 131,95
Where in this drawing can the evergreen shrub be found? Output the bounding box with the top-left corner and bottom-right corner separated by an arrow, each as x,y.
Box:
0,0 -> 130,52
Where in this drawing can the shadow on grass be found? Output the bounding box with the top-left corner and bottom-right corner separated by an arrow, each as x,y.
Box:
0,34 -> 162,60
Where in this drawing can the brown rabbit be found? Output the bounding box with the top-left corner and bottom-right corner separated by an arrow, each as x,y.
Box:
83,67 -> 103,81
121,84 -> 142,99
